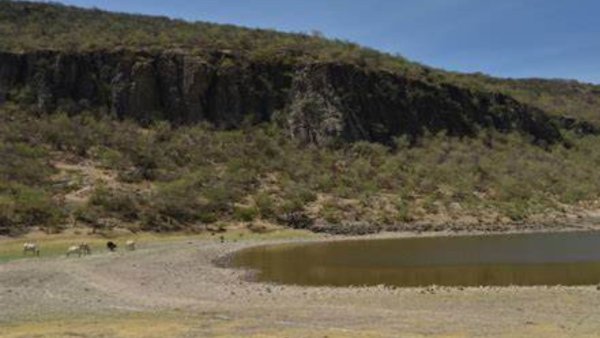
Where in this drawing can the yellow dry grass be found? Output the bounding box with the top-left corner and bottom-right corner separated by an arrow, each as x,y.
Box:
0,310 -> 400,338
2,312 -> 575,338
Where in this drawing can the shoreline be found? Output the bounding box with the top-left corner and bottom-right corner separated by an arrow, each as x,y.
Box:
218,227 -> 600,289
3,227 -> 600,336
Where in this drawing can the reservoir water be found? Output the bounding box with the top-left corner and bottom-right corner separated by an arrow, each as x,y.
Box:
231,231 -> 600,287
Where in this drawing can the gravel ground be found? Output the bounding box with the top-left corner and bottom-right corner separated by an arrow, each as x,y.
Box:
2,233 -> 600,337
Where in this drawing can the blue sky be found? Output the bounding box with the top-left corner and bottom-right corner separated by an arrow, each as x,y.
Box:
38,0 -> 600,83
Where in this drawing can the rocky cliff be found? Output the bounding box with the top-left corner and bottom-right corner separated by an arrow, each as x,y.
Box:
0,50 -> 563,145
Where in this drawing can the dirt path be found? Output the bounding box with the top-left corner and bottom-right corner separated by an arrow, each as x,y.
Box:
2,234 -> 600,337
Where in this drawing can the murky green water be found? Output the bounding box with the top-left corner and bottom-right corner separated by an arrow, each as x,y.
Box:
231,232 -> 600,287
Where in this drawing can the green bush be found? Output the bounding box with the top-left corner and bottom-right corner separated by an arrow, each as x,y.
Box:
0,185 -> 65,234
255,192 -> 276,219
0,196 -> 20,235
89,187 -> 140,221
233,206 -> 259,222
393,198 -> 413,223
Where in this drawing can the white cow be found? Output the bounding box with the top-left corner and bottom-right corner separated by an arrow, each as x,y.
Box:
125,240 -> 136,251
66,243 -> 91,257
23,242 -> 40,256
66,245 -> 81,257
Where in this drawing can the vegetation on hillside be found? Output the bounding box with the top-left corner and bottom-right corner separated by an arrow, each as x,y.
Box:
1,2 -> 600,236
2,105 -> 600,235
0,1 -> 418,74
448,73 -> 600,124
1,1 -> 598,125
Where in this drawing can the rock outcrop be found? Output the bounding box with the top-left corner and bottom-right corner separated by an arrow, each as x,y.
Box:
0,50 -> 563,145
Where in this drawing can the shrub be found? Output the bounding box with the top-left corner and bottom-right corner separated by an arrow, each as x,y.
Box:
321,201 -> 343,224
255,192 -> 276,219
280,212 -> 314,230
88,187 -> 139,221
393,198 -> 413,223
0,197 -> 21,235
233,206 -> 259,222
140,212 -> 185,232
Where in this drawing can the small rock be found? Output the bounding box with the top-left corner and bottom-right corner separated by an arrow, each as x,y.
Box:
215,314 -> 231,321
449,202 -> 462,211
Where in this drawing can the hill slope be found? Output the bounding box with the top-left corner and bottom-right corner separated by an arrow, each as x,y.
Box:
1,1 -> 599,126
450,73 -> 600,125
2,1 -> 600,236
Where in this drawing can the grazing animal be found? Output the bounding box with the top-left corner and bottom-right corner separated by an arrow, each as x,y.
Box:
66,245 -> 81,257
80,242 -> 91,256
23,243 -> 40,256
125,240 -> 136,251
106,241 -> 117,252
66,243 -> 91,258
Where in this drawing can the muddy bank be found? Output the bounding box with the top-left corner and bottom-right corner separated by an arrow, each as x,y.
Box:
287,215 -> 600,235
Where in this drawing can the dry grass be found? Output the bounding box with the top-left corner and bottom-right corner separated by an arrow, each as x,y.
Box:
0,303 -> 579,338
0,313 -> 392,338
1,312 -> 194,338
0,228 -> 316,264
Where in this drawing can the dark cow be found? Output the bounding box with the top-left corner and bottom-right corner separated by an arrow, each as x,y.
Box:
106,241 -> 117,252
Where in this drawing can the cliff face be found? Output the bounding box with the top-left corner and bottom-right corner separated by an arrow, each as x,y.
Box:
0,50 -> 562,145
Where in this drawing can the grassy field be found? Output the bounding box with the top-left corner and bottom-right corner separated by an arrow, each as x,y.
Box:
0,228 -> 316,264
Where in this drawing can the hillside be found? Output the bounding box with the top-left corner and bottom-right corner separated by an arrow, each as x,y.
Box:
0,1 -> 416,69
0,0 -> 566,147
2,1 -> 600,236
2,1 -> 599,125
450,73 -> 600,125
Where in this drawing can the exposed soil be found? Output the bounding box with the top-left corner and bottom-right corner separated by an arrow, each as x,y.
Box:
2,232 -> 600,337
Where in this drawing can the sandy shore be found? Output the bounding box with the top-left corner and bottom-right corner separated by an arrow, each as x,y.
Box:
2,231 -> 600,337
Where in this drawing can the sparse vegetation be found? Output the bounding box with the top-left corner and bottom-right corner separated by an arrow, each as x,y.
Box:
0,1 -> 415,73
1,0 -> 598,128
2,104 -> 600,235
450,73 -> 600,124
1,1 -> 600,236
